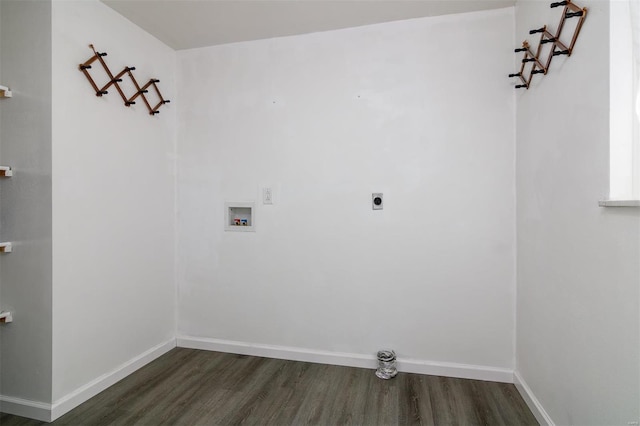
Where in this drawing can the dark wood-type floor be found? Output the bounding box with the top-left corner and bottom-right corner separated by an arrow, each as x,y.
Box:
1,348 -> 538,425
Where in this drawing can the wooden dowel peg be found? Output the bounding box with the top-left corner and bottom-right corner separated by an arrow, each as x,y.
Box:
515,84 -> 528,89
550,1 -> 568,7
514,47 -> 527,53
553,49 -> 570,56
522,58 -> 537,63
541,38 -> 556,44
529,27 -> 545,34
531,69 -> 545,74
509,73 -> 521,78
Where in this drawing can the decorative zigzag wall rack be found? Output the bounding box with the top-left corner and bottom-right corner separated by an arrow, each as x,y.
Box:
509,0 -> 587,89
79,44 -> 170,115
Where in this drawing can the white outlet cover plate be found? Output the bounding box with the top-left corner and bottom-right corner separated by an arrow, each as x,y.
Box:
372,193 -> 383,210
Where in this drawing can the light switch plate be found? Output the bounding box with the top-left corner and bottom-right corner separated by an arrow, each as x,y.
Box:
263,187 -> 273,204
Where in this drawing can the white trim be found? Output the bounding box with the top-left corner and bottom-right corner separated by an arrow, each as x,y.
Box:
178,335 -> 375,369
0,396 -> 52,422
514,370 -> 555,426
398,357 -> 513,383
49,338 -> 176,421
598,199 -> 640,207
177,335 -> 514,383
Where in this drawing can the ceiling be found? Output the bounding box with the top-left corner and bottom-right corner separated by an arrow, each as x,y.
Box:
101,0 -> 515,50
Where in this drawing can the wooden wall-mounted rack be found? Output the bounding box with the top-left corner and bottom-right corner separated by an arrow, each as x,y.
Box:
509,0 -> 587,89
79,44 -> 170,115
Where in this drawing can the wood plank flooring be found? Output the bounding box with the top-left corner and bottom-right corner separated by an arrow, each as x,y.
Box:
1,348 -> 538,425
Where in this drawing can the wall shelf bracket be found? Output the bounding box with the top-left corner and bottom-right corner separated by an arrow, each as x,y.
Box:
0,311 -> 13,323
0,166 -> 13,177
0,85 -> 12,98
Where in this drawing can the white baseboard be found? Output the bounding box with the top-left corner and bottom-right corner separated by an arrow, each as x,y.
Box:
178,335 -> 376,369
50,338 -> 176,421
398,356 -> 513,383
0,396 -> 52,422
514,370 -> 554,426
177,335 -> 514,384
1,338 -> 177,422
3,336 -> 515,422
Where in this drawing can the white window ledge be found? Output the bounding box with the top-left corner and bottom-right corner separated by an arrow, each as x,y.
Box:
598,199 -> 640,207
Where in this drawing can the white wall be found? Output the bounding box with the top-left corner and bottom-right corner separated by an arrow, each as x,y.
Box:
0,0 -> 53,406
177,8 -> 517,373
515,1 -> 640,424
51,0 -> 176,404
